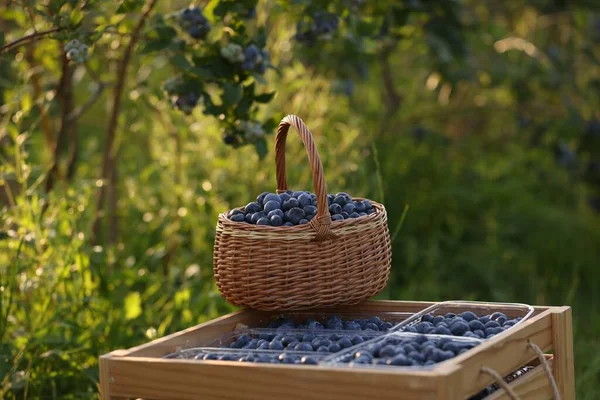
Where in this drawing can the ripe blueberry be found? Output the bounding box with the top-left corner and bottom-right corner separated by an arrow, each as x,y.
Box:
264,200 -> 281,214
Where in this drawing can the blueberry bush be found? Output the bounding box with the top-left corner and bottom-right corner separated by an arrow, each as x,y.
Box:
1,0 -> 600,398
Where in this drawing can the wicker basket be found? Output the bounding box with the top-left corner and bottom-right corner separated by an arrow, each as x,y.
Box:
213,115 -> 392,311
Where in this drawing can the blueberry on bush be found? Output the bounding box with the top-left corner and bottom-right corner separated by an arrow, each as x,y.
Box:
179,6 -> 211,40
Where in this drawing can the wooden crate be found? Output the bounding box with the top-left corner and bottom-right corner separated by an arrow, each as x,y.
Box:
99,301 -> 575,400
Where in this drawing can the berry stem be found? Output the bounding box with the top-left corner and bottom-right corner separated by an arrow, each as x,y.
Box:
0,27 -> 62,54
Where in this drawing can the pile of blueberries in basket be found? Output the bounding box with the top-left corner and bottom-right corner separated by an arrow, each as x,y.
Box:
337,335 -> 480,367
401,311 -> 523,339
227,190 -> 376,226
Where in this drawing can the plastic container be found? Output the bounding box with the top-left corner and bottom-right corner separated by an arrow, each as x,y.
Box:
252,311 -> 413,332
322,332 -> 483,369
163,347 -> 329,365
206,328 -> 383,354
391,300 -> 534,340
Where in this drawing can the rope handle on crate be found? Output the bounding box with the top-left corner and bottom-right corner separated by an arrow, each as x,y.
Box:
479,342 -> 561,400
275,115 -> 337,241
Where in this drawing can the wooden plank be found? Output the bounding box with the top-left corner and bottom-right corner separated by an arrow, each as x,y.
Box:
486,357 -> 554,400
551,307 -> 576,400
103,356 -> 443,400
450,309 -> 555,398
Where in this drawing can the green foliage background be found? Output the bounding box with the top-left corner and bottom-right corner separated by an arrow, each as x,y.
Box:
1,0 -> 600,398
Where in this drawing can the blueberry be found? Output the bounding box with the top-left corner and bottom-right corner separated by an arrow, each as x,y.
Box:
484,321 -> 500,329
285,342 -> 300,350
267,209 -> 284,219
219,354 -> 239,361
491,312 -> 507,321
282,198 -> 299,211
290,191 -> 303,198
468,320 -> 485,331
339,211 -> 349,219
256,217 -> 270,225
343,321 -> 361,330
269,215 -> 282,226
378,345 -> 397,358
254,355 -> 271,363
388,354 -> 411,366
278,193 -> 291,203
366,209 -> 376,215
256,192 -> 269,205
251,212 -> 265,224
245,213 -> 253,223
230,213 -> 245,222
463,331 -> 479,339
285,207 -> 305,224
424,360 -> 436,366
432,315 -> 445,325
439,341 -> 459,354
354,201 -> 366,213
448,317 -> 467,326
380,322 -> 393,331
269,341 -> 284,350
342,203 -> 356,214
404,326 -> 418,333
333,195 -> 347,206
308,320 -> 324,330
485,327 -> 503,337
362,200 -> 373,210
298,219 -> 309,225
474,330 -> 485,338
328,203 -> 342,214
237,334 -> 251,345
445,313 -> 456,319
496,316 -> 507,325
259,332 -> 276,340
359,212 -> 367,217
303,205 -> 317,215
435,326 -> 451,335
301,356 -> 318,365
431,349 -> 449,363
258,342 -> 270,350
402,344 -> 417,354
319,339 -> 332,348
503,320 -> 516,327
349,212 -> 360,218
459,311 -> 478,322
264,200 -> 281,214
243,339 -> 260,349
354,351 -> 373,362
245,202 -> 262,214
478,316 -> 491,324
408,351 -> 425,363
283,222 -> 294,226
450,322 -> 469,336
351,335 -> 365,345
279,354 -> 297,364
421,314 -> 434,323
298,193 -> 312,207
328,343 -> 341,352
364,323 -> 379,331
302,334 -> 316,343
282,336 -> 298,346
415,322 -> 434,334
338,337 -> 353,349
316,346 -> 330,353
295,342 -> 314,352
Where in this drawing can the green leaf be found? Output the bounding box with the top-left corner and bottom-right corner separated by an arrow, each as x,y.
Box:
221,83 -> 243,107
234,95 -> 253,117
255,91 -> 275,103
124,292 -> 142,320
117,0 -> 144,14
255,138 -> 268,159
141,38 -> 172,53
171,54 -> 193,70
69,9 -> 84,26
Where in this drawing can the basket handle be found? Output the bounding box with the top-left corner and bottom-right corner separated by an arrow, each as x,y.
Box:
275,115 -> 336,241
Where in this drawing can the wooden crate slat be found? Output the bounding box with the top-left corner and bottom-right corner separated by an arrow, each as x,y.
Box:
442,308 -> 555,397
551,307 -> 576,399
103,356 -> 448,400
486,357 -> 554,400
